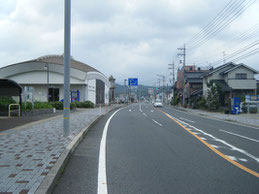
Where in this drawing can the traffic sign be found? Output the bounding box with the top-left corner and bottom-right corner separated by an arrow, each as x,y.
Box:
128,78 -> 138,87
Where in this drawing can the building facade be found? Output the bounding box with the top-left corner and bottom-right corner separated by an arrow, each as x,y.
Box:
0,55 -> 111,105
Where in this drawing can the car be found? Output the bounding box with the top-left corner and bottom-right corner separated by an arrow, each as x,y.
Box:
153,99 -> 163,107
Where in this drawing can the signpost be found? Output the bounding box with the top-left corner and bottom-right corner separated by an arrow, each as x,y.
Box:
128,78 -> 138,103
128,78 -> 138,88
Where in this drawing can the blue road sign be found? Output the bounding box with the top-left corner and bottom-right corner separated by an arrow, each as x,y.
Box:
128,78 -> 138,86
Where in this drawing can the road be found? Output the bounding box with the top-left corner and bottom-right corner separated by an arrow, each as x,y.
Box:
54,103 -> 259,194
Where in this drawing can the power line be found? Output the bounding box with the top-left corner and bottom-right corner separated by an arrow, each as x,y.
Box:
188,0 -> 257,51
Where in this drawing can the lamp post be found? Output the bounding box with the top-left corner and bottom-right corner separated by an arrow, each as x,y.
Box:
44,63 -> 49,102
63,0 -> 71,137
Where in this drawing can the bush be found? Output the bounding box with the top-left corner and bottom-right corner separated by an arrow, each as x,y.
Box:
75,101 -> 94,108
0,96 -> 16,111
198,97 -> 207,109
70,102 -> 76,110
22,102 -> 33,110
49,101 -> 63,110
34,102 -> 53,109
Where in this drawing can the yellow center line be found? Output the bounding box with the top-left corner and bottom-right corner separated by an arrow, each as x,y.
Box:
159,109 -> 259,179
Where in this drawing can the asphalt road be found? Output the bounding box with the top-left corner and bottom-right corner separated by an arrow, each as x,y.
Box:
54,103 -> 259,194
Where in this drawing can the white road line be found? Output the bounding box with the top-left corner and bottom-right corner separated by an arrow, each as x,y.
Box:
226,155 -> 237,161
152,119 -> 163,127
219,129 -> 259,143
239,158 -> 248,162
139,104 -> 142,112
169,114 -> 259,163
165,106 -> 259,130
179,117 -> 195,123
151,110 -> 154,113
98,108 -> 123,194
143,113 -> 147,117
129,109 -> 132,112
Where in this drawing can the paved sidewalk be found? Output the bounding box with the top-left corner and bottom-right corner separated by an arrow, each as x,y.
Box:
0,105 -> 121,193
170,106 -> 259,127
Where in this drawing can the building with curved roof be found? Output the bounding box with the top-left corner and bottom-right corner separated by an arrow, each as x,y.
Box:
0,55 -> 111,105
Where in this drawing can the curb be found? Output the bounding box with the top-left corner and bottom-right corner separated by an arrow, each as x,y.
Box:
35,106 -> 123,194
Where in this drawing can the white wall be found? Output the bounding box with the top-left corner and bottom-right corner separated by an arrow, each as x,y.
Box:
105,85 -> 109,104
87,79 -> 96,104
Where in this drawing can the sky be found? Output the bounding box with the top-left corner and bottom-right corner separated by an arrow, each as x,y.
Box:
0,0 -> 258,86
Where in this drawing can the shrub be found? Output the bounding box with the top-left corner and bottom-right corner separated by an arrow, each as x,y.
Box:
70,102 -> 76,110
34,102 -> 53,109
75,101 -> 94,108
49,101 -> 63,110
0,96 -> 16,111
22,102 -> 32,110
198,97 -> 207,109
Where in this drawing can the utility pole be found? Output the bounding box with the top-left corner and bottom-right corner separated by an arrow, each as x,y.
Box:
168,63 -> 175,88
178,44 -> 186,106
63,0 -> 71,137
124,79 -> 127,103
157,74 -> 166,103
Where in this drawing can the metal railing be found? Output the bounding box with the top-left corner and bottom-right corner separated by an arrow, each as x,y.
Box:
8,104 -> 20,118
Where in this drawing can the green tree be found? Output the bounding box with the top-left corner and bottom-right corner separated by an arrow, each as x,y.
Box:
207,80 -> 221,110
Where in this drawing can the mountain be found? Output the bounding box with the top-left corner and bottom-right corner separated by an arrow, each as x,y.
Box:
114,83 -> 155,97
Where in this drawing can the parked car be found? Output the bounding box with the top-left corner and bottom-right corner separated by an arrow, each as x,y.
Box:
153,99 -> 163,107
240,102 -> 258,113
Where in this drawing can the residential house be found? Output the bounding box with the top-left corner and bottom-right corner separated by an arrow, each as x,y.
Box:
203,62 -> 258,105
176,65 -> 209,105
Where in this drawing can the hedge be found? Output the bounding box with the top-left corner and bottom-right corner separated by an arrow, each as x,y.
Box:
0,96 -> 16,111
75,101 -> 94,108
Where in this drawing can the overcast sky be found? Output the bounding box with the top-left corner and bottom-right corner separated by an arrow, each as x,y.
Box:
0,0 -> 258,85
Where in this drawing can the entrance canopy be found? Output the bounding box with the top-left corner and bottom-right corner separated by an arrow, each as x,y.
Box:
0,79 -> 22,96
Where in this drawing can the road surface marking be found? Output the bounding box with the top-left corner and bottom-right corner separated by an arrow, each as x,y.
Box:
219,129 -> 259,143
151,110 -> 154,113
98,108 -> 123,194
179,120 -> 259,163
226,155 -> 237,161
165,106 -> 259,130
143,113 -> 147,117
211,145 -> 219,148
200,137 -> 207,140
239,158 -> 248,162
160,110 -> 259,178
179,117 -> 195,123
139,104 -> 142,112
152,119 -> 163,127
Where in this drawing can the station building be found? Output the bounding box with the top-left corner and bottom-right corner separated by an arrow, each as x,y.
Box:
0,55 -> 111,105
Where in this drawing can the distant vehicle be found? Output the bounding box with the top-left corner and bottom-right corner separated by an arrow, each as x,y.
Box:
153,99 -> 162,107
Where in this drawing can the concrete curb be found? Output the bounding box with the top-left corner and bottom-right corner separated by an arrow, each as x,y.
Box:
35,105 -> 123,194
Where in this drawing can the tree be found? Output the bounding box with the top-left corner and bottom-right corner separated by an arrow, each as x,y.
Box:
206,80 -> 221,110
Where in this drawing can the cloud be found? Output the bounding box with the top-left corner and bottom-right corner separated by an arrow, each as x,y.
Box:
0,0 -> 258,85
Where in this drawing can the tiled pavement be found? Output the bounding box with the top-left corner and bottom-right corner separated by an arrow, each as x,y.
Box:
0,106 -> 118,194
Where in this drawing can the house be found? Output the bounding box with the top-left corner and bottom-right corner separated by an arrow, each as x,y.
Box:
176,65 -> 209,105
0,55 -> 111,105
203,62 -> 258,105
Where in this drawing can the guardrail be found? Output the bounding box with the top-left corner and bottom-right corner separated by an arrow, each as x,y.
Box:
8,104 -> 20,118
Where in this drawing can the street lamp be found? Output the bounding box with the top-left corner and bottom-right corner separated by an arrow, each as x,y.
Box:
63,0 -> 71,137
44,63 -> 49,102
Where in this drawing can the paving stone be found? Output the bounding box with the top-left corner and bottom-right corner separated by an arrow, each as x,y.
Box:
0,106 -> 120,192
